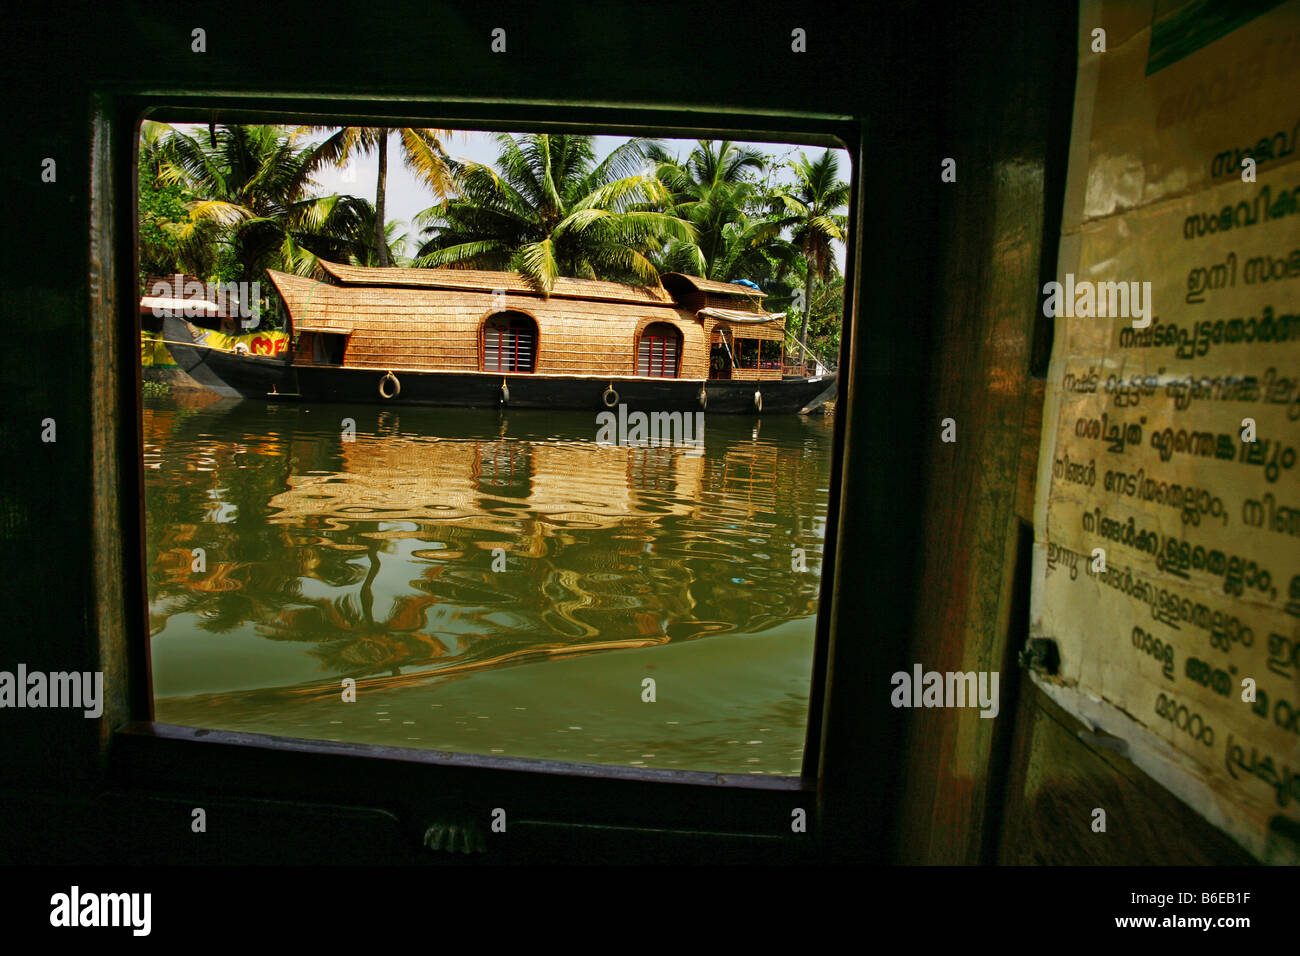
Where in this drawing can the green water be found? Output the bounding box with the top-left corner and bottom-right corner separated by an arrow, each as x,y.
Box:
143,395 -> 833,776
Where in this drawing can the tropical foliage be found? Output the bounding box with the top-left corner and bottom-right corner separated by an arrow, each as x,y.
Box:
764,151 -> 850,351
413,133 -> 696,295
146,124 -> 373,321
296,126 -> 455,268
347,198 -> 413,267
647,140 -> 791,282
137,124 -> 849,360
138,121 -> 202,280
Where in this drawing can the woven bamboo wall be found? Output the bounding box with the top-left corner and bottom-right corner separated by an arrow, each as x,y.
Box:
728,368 -> 784,382
266,435 -> 704,532
701,293 -> 785,342
319,259 -> 673,306
268,270 -> 711,379
701,291 -> 764,313
716,319 -> 784,342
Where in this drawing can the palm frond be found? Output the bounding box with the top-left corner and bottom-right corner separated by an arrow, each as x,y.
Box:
517,238 -> 560,294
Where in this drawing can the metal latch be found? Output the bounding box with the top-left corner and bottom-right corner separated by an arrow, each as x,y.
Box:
1018,637 -> 1060,675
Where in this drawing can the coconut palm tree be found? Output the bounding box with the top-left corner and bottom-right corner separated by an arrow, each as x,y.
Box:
138,121 -> 207,281
414,133 -> 696,295
259,541 -> 449,679
296,126 -> 456,268
766,150 -> 850,352
347,198 -> 412,267
156,124 -> 371,288
648,140 -> 776,280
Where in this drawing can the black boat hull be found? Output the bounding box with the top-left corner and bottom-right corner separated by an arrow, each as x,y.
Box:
162,316 -> 295,399
163,317 -> 836,414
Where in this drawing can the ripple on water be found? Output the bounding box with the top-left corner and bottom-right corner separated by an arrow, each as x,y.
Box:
142,400 -> 828,776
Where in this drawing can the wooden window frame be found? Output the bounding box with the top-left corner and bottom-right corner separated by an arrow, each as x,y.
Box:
735,336 -> 761,370
307,330 -> 349,366
636,321 -> 681,378
93,93 -> 876,861
481,312 -> 537,374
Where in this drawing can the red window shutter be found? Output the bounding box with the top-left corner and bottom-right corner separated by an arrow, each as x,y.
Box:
638,324 -> 680,378
484,317 -> 536,372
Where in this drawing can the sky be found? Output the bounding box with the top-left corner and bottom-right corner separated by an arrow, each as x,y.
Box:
169,126 -> 850,272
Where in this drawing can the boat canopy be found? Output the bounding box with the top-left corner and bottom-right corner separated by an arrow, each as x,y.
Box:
698,307 -> 783,324
141,296 -> 218,315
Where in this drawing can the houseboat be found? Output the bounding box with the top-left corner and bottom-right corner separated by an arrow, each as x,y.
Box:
161,260 -> 837,414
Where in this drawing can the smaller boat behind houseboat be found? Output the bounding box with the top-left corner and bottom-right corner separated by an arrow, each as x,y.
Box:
162,260 -> 837,414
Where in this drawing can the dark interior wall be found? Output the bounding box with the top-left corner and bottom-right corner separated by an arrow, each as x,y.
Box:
891,0 -> 1082,865
889,2 -> 1258,865
0,0 -> 936,864
998,683 -> 1255,865
0,0 -> 1252,864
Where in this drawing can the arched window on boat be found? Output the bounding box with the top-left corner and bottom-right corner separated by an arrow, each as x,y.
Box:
482,312 -> 537,373
636,322 -> 682,378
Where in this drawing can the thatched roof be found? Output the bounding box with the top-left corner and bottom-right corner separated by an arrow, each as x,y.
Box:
262,268 -> 716,378
313,260 -> 673,305
660,273 -> 767,298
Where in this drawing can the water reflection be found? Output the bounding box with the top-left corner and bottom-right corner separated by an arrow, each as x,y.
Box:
143,396 -> 832,774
